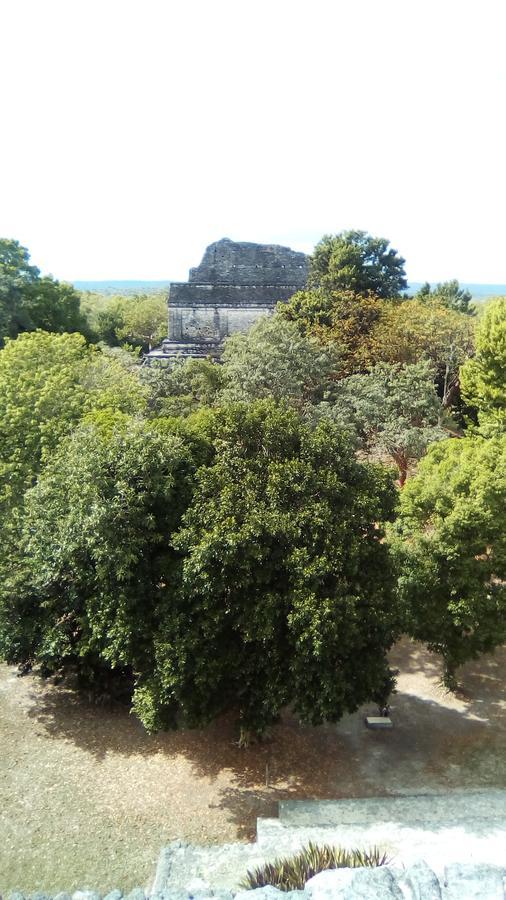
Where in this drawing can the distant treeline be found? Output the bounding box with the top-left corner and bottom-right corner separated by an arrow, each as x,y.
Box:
74,280 -> 171,296
74,279 -> 506,300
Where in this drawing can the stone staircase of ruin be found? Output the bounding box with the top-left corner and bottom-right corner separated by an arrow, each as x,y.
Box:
151,789 -> 506,895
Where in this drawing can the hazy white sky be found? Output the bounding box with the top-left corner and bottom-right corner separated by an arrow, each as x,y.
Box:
1,0 -> 506,283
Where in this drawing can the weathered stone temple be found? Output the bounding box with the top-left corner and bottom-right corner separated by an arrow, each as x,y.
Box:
145,238 -> 308,362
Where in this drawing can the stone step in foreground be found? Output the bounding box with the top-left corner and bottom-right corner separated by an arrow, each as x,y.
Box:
150,851 -> 506,899
151,840 -> 267,895
152,791 -> 506,898
6,861 -> 506,900
278,790 -> 506,827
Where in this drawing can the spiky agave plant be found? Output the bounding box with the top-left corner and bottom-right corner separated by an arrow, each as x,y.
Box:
240,842 -> 389,891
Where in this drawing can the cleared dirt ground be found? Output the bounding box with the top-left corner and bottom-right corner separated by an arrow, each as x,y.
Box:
1,639 -> 505,894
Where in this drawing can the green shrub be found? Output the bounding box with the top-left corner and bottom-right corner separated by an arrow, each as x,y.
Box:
241,841 -> 389,891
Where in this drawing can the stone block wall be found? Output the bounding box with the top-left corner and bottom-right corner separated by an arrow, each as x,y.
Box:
144,238 -> 308,362
188,239 -> 308,287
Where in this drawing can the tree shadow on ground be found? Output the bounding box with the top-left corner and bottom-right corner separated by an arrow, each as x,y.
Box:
18,639 -> 506,840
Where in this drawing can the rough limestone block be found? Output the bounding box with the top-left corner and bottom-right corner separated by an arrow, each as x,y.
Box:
188,239 -> 308,287
343,867 -> 403,899
123,891 -> 145,900
72,893 -> 101,900
234,894 -> 304,900
102,892 -> 123,900
402,860 -> 442,900
8,893 -> 27,900
155,892 -> 189,900
185,878 -> 211,896
53,894 -> 72,900
444,863 -> 505,899
305,867 -> 356,898
233,887 -> 285,900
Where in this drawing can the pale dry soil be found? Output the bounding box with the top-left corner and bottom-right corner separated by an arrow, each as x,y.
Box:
0,639 -> 505,894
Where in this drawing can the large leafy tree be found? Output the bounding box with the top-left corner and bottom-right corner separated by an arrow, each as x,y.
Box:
118,293 -> 167,352
83,292 -> 167,351
23,276 -> 91,337
0,238 -> 90,343
460,297 -> 506,430
145,402 -> 400,738
318,360 -> 446,486
2,401 -> 400,738
389,436 -> 506,687
0,239 -> 40,340
220,316 -> 340,406
81,293 -> 126,346
0,418 -> 199,683
0,331 -> 146,510
368,298 -> 475,408
279,291 -> 382,375
141,356 -> 225,418
308,230 -> 407,299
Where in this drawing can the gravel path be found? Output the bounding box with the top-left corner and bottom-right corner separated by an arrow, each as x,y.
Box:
0,639 -> 504,894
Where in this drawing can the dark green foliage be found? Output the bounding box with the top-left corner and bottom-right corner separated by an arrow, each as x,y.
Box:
389,435 -> 506,687
0,418 -> 201,685
0,238 -> 90,343
0,238 -> 40,340
21,276 -> 91,337
220,316 -> 341,406
317,360 -> 447,485
82,292 -> 167,351
141,357 -> 225,417
241,842 -> 389,891
0,332 -> 146,512
308,231 -> 407,299
144,401 -> 400,734
94,300 -> 126,346
1,399 -> 400,735
460,297 -> 506,430
416,280 -> 475,315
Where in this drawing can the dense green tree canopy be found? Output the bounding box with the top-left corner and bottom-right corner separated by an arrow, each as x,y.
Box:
460,297 -> 506,429
220,316 -> 340,406
318,360 -> 446,485
308,231 -> 407,299
0,239 -> 39,340
0,401 -> 400,737
118,293 -> 167,352
368,298 -> 475,408
141,357 -> 225,418
279,291 -> 382,375
0,331 -> 146,510
0,238 -> 89,343
83,295 -> 126,346
0,417 -> 199,681
22,276 -> 91,336
82,291 -> 167,350
389,435 -> 506,686
164,403 -> 399,738
0,228 -> 496,726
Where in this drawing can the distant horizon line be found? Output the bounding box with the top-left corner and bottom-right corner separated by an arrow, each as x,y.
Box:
71,279 -> 506,286
71,279 -> 506,299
